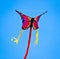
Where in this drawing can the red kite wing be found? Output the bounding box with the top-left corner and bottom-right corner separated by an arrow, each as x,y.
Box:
33,15 -> 40,30
16,10 -> 31,30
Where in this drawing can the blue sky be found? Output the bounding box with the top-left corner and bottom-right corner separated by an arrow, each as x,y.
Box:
0,0 -> 60,59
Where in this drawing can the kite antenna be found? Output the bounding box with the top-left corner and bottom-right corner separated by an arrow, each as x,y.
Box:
40,10 -> 48,16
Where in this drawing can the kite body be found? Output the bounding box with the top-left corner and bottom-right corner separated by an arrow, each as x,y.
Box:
16,10 -> 40,30
12,10 -> 47,59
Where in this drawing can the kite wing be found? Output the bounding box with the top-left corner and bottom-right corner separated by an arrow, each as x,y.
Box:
33,15 -> 40,30
33,11 -> 48,30
16,10 -> 31,30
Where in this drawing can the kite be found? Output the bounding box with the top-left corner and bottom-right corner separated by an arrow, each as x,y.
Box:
12,10 -> 47,59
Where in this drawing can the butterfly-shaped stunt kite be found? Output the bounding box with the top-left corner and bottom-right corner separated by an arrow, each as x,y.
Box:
12,10 -> 47,59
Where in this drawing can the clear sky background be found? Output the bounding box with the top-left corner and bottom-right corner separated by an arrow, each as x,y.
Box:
0,0 -> 60,59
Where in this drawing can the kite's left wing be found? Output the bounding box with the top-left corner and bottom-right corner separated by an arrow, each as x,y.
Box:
15,10 -> 31,30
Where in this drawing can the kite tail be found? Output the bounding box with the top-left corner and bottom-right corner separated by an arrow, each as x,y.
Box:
11,30 -> 23,44
24,28 -> 32,59
34,29 -> 39,45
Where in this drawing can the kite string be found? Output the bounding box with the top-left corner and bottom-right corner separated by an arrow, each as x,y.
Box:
24,28 -> 32,59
